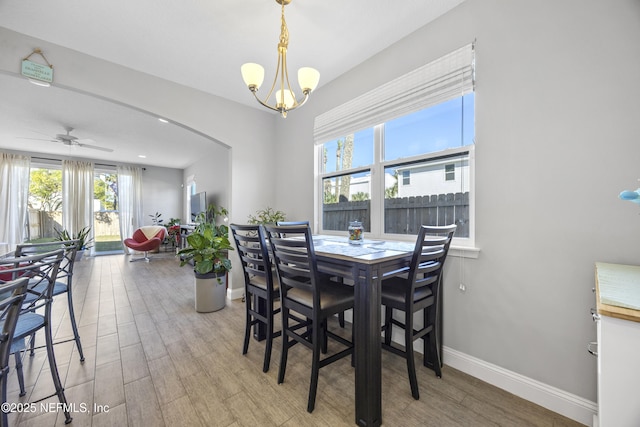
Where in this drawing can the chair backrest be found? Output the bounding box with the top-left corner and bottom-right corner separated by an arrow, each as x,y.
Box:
407,225 -> 457,295
276,221 -> 310,226
15,240 -> 79,283
230,224 -> 275,291
263,224 -> 321,309
0,278 -> 29,373
0,249 -> 65,314
275,221 -> 310,238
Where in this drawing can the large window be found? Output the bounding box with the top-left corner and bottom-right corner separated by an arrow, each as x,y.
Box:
94,168 -> 123,253
319,93 -> 474,240
315,44 -> 475,244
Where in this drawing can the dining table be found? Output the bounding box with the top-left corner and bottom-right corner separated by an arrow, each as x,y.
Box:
310,235 -> 417,427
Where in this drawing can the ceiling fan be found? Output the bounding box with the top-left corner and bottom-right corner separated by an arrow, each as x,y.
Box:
19,126 -> 114,152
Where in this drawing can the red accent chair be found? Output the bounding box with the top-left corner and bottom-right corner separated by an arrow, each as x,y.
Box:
124,226 -> 166,262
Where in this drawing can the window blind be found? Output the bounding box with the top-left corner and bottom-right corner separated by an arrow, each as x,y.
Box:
314,43 -> 475,144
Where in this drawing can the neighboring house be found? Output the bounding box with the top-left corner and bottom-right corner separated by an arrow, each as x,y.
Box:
395,157 -> 469,198
326,158 -> 469,201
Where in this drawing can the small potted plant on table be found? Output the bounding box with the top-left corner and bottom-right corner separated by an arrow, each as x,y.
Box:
177,204 -> 233,312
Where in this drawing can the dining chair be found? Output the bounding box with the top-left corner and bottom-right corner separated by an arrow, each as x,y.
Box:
0,278 -> 29,427
0,249 -> 73,424
381,224 -> 456,400
14,240 -> 85,363
230,224 -> 281,373
264,224 -> 354,413
276,221 -> 346,329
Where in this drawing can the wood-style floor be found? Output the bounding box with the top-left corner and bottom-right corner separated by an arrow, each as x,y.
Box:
6,252 -> 585,426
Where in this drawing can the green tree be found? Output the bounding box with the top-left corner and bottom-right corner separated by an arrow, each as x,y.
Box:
351,192 -> 369,201
385,170 -> 399,199
94,173 -> 118,210
29,168 -> 62,211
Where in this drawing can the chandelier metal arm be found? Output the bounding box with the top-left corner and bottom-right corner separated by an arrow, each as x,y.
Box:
249,87 -> 310,116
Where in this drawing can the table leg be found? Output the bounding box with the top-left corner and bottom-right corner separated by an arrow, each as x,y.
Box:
353,265 -> 382,427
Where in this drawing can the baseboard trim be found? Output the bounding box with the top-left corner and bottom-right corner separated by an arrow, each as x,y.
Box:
443,346 -> 597,426
228,287 -> 244,301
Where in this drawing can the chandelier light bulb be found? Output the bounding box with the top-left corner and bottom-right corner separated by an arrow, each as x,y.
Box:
241,63 -> 265,91
275,89 -> 295,109
298,67 -> 320,93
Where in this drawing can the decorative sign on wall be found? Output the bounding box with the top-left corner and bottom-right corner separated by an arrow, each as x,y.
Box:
21,48 -> 53,85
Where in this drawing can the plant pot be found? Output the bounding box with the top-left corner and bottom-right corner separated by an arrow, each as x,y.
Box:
75,249 -> 85,261
194,271 -> 227,313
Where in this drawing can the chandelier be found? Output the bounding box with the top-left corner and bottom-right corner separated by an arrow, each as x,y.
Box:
241,0 -> 320,118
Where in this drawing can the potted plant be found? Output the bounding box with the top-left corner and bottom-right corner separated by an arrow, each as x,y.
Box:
164,217 -> 182,251
247,206 -> 286,225
178,204 -> 233,312
54,225 -> 94,260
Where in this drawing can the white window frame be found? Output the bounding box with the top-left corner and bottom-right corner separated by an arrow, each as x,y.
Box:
317,136 -> 475,249
313,43 -> 477,252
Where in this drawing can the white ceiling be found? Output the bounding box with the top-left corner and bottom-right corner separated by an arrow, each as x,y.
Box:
0,0 -> 464,168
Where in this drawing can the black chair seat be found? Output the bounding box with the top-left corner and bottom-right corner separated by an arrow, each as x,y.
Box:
249,274 -> 279,293
381,278 -> 433,307
287,281 -> 353,313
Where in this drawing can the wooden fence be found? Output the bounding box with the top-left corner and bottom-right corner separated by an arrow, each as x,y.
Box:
27,210 -> 121,240
323,192 -> 469,237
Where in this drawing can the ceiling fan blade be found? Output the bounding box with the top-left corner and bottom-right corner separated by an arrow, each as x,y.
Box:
76,142 -> 114,152
16,137 -> 57,142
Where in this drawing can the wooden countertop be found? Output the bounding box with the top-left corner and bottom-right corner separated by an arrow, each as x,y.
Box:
596,262 -> 640,323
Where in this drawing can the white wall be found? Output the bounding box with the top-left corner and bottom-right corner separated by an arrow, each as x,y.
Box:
182,143 -> 230,221
141,166 -> 182,226
273,0 -> 640,418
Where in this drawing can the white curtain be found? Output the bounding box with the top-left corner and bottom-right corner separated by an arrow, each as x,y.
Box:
117,165 -> 143,254
62,160 -> 94,254
0,152 -> 30,253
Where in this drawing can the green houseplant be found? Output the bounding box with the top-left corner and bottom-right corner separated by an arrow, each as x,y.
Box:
54,225 -> 94,260
247,206 -> 286,225
177,204 -> 233,312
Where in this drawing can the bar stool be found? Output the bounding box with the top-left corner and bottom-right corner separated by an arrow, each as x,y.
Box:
0,278 -> 30,427
264,224 -> 354,413
0,249 -> 73,424
15,240 -> 85,363
230,224 -> 281,372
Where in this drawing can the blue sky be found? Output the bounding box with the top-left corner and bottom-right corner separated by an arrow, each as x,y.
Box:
322,93 -> 474,173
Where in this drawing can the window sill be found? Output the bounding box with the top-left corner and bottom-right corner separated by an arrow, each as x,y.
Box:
449,245 -> 480,259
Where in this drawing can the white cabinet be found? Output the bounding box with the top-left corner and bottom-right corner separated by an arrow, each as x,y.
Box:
595,263 -> 640,427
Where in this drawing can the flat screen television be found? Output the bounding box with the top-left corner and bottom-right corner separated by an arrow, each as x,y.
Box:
190,191 -> 207,220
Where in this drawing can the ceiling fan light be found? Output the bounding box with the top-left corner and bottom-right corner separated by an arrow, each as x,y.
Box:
241,63 -> 265,90
298,67 -> 320,93
27,78 -> 50,87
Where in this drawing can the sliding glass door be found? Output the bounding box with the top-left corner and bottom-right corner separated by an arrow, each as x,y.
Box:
94,169 -> 123,253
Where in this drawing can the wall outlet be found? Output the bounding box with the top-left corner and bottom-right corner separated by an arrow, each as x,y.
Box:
459,283 -> 466,292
